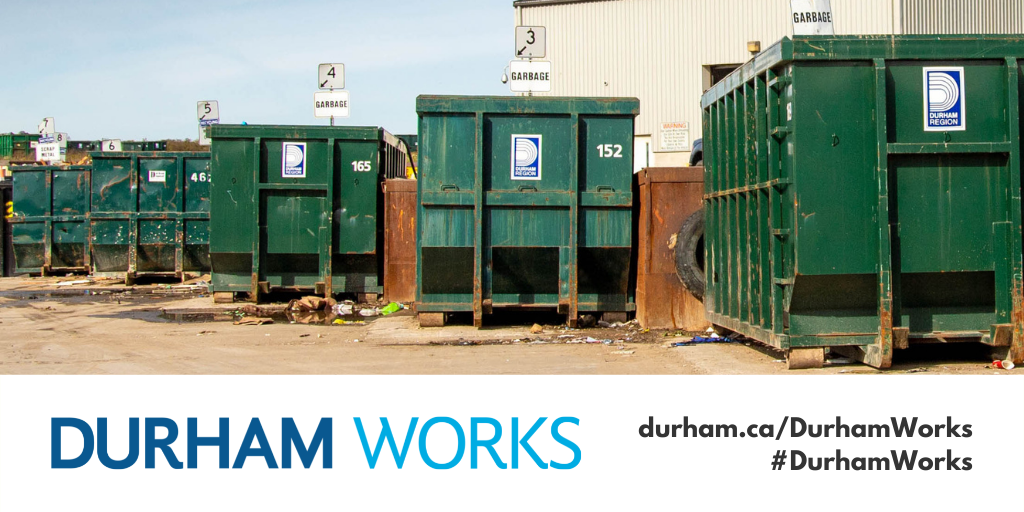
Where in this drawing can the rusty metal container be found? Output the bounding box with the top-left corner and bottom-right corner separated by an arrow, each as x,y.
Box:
384,178 -> 417,303
636,167 -> 710,331
88,152 -> 211,283
415,95 -> 640,327
702,35 -> 1024,368
9,165 -> 91,275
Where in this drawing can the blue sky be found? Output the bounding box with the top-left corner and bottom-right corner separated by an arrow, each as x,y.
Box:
0,0 -> 511,140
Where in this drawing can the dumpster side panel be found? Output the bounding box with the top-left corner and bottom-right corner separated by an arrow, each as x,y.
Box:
416,96 -> 639,324
89,152 -> 211,280
209,125 -> 395,299
702,35 -> 1024,367
11,167 -> 90,274
789,63 -> 881,337
210,138 -> 255,291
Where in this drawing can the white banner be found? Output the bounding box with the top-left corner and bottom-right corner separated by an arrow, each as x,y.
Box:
1,376 -> 1021,509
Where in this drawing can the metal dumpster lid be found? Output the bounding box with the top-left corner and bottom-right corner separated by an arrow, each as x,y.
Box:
702,34 -> 1024,108
416,95 -> 640,116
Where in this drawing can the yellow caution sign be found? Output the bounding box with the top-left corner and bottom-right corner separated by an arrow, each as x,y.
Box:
5,201 -> 12,218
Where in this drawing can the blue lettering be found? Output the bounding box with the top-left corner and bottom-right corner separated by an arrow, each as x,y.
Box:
51,418 -> 94,469
419,417 -> 466,470
512,417 -> 548,469
232,418 -> 278,469
282,418 -> 332,469
470,417 -> 506,469
355,417 -> 418,469
549,417 -> 581,469
145,418 -> 182,469
187,418 -> 230,469
97,417 -> 139,469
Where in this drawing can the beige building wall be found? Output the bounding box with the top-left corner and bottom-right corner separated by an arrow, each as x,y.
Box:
514,0 -> 1020,166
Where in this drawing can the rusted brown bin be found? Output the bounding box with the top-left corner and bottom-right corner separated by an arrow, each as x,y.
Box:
384,179 -> 417,303
636,167 -> 709,331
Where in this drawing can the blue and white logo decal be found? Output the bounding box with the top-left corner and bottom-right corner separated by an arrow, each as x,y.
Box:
511,134 -> 542,180
923,67 -> 966,131
282,142 -> 307,178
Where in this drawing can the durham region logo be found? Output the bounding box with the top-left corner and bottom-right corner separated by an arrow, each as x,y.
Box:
511,134 -> 542,180
923,67 -> 965,131
282,142 -> 307,178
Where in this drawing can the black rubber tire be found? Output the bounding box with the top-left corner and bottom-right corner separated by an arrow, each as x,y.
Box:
674,209 -> 705,301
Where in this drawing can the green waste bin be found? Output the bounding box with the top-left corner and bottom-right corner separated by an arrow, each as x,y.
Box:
415,95 -> 640,327
208,125 -> 407,302
701,35 -> 1024,368
9,165 -> 91,275
89,151 -> 211,283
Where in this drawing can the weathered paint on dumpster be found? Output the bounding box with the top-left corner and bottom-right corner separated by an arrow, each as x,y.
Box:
415,95 -> 639,327
9,165 -> 91,275
89,152 -> 211,282
701,35 -> 1024,367
208,125 -> 407,301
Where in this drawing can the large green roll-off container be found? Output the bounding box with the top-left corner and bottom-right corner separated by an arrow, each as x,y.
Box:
88,152 -> 211,283
9,165 -> 91,275
415,95 -> 639,327
208,125 -> 407,302
701,35 -> 1024,369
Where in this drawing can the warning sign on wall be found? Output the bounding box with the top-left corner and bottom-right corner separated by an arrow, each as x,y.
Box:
658,122 -> 690,152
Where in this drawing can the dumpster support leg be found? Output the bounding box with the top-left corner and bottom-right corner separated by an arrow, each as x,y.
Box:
1007,58 -> 1024,365
787,348 -> 824,370
566,113 -> 580,328
472,112 -> 485,328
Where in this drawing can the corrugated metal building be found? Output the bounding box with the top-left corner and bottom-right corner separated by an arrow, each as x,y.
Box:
514,0 -> 1024,167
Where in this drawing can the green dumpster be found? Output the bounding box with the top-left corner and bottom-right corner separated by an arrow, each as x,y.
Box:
415,95 -> 640,327
701,35 -> 1024,369
208,125 -> 407,302
89,152 -> 211,283
9,165 -> 91,275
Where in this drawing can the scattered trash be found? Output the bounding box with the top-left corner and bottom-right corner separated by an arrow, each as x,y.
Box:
333,303 -> 355,316
359,308 -> 380,317
196,331 -> 215,336
234,317 -> 272,326
578,314 -> 597,328
992,360 -> 1015,370
299,334 -> 311,338
610,350 -> 635,356
825,357 -> 855,365
905,367 -> 928,373
530,323 -> 544,334
55,279 -> 92,287
380,302 -> 403,316
288,296 -> 335,312
772,359 -> 785,363
670,336 -> 733,347
353,339 -> 362,343
333,319 -> 365,326
597,320 -> 612,328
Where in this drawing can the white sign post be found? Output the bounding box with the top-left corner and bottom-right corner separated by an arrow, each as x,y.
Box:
791,0 -> 834,35
198,100 -> 220,146
317,63 -> 346,126
57,133 -> 68,162
318,63 -> 345,90
38,117 -> 55,144
514,26 -> 546,59
508,60 -> 551,93
314,91 -> 350,119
